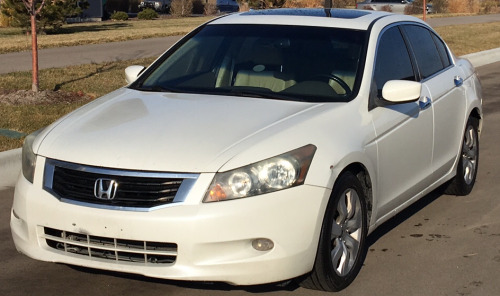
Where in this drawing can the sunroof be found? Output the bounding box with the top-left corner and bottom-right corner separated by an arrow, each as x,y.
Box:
241,8 -> 371,19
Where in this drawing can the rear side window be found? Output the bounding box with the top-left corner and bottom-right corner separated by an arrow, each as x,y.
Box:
431,33 -> 451,68
374,26 -> 415,94
403,25 -> 446,79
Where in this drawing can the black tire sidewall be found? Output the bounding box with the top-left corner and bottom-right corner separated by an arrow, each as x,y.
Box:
317,172 -> 368,291
454,117 -> 480,195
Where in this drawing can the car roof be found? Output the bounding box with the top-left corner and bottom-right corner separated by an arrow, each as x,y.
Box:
208,8 -> 424,30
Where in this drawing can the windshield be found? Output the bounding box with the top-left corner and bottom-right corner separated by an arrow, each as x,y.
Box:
133,24 -> 366,102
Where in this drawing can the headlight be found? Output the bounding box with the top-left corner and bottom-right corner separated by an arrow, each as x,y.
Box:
204,145 -> 316,202
21,129 -> 44,183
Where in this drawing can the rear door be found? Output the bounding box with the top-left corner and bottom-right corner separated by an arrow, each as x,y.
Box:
402,24 -> 467,179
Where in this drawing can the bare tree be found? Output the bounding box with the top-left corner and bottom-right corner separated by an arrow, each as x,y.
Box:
22,0 -> 46,92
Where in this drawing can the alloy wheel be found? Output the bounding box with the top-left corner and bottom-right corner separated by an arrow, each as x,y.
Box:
330,188 -> 362,276
462,125 -> 478,185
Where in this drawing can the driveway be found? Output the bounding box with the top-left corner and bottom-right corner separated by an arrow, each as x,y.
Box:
0,13 -> 499,75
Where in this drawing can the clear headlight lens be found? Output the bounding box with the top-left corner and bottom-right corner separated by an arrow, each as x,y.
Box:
204,145 -> 316,202
21,128 -> 44,183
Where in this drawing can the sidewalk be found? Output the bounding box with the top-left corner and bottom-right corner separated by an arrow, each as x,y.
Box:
425,13 -> 500,27
0,148 -> 21,190
0,36 -> 181,75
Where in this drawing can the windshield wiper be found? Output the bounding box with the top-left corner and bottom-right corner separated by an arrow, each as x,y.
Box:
132,85 -> 181,93
228,89 -> 301,101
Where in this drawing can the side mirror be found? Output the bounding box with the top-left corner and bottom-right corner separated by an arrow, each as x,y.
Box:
382,80 -> 421,104
125,65 -> 145,84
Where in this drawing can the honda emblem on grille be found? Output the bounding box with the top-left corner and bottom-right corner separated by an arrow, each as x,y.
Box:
94,178 -> 118,200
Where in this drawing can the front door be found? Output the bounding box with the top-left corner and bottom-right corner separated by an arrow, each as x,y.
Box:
370,25 -> 434,218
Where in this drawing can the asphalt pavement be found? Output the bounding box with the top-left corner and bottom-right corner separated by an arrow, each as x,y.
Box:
0,13 -> 499,75
1,61 -> 499,296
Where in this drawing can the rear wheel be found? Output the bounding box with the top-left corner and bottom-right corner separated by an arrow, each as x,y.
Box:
300,172 -> 368,291
445,117 -> 479,196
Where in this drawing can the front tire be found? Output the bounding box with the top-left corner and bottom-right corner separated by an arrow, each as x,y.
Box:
445,117 -> 479,196
300,172 -> 368,291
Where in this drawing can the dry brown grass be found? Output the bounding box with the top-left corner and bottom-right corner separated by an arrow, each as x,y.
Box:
0,14 -> 7,27
0,16 -> 214,54
435,22 -> 500,56
0,137 -> 23,151
283,0 -> 356,8
283,0 -> 323,8
380,5 -> 393,12
0,56 -> 156,151
203,0 -> 218,15
0,57 -> 155,98
448,0 -> 481,13
171,0 -> 194,17
481,0 -> 500,13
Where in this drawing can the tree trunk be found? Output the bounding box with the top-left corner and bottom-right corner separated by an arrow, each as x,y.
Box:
23,0 -> 45,92
30,13 -> 39,92
423,0 -> 427,21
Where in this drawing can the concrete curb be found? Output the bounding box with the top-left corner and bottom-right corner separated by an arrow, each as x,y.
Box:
0,148 -> 21,190
462,47 -> 500,68
1,47 -> 499,189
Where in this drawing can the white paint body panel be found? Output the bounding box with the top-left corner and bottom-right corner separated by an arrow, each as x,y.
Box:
11,9 -> 483,286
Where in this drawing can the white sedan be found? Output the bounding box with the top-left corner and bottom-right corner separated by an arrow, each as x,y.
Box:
11,8 -> 482,291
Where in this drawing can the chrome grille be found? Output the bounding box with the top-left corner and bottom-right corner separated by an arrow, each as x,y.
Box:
43,159 -> 198,211
44,227 -> 177,264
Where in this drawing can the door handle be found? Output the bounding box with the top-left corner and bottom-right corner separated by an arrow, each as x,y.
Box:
419,96 -> 431,110
454,76 -> 463,87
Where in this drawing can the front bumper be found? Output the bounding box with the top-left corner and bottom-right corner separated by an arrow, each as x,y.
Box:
11,157 -> 330,285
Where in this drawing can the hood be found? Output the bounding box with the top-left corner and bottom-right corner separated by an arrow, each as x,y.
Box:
37,89 -> 322,173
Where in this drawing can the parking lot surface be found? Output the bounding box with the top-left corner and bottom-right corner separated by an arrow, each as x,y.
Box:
1,62 -> 499,296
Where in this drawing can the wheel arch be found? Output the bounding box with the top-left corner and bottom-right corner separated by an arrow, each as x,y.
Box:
300,162 -> 373,291
336,163 -> 374,225
470,107 -> 483,136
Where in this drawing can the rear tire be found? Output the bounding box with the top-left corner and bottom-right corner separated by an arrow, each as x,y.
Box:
445,117 -> 479,196
300,172 -> 368,291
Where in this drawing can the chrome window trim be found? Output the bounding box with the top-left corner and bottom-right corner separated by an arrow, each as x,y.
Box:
43,158 -> 199,212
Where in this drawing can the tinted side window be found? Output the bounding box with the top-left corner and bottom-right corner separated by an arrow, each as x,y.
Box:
403,25 -> 444,79
374,26 -> 415,94
431,33 -> 451,68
